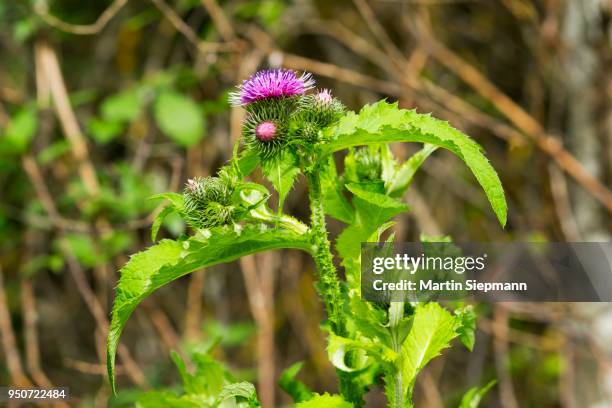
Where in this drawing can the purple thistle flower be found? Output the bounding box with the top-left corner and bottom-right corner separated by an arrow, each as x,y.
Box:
255,121 -> 277,142
230,69 -> 315,106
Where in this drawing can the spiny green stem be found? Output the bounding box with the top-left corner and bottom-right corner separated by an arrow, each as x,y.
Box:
306,169 -> 365,406
306,170 -> 346,335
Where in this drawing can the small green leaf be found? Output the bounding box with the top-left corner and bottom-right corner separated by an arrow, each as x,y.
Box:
460,380 -> 496,408
3,107 -> 37,153
324,101 -> 507,226
279,362 -> 315,403
151,205 -> 175,242
89,118 -> 123,144
107,226 -> 312,393
59,233 -> 99,267
154,91 -> 205,147
400,303 -> 460,398
149,192 -> 184,209
320,158 -> 354,224
262,150 -> 300,212
296,393 -> 353,408
455,305 -> 477,351
237,149 -> 260,177
101,89 -> 142,122
384,144 -> 437,197
336,183 -> 408,285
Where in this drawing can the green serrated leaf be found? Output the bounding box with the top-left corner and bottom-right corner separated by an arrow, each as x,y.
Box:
107,226 -> 312,394
154,91 -> 205,147
399,303 -> 460,398
323,101 -> 507,226
217,382 -> 260,406
296,393 -> 353,408
262,150 -> 300,213
279,362 -> 315,403
459,380 -> 496,408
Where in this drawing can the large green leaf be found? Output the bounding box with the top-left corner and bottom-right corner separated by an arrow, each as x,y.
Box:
322,101 -> 507,226
154,91 -> 205,147
399,303 -> 459,398
107,225 -> 311,393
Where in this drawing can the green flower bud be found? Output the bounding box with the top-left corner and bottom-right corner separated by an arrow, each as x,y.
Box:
182,174 -> 236,229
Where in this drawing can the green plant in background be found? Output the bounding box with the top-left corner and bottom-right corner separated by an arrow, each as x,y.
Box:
107,69 -> 506,407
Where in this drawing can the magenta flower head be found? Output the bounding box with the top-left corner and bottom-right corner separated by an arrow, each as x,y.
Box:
230,69 -> 315,106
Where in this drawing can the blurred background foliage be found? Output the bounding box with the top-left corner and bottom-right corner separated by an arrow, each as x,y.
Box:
0,0 -> 611,407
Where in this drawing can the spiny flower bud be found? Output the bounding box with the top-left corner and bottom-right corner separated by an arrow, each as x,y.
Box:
182,175 -> 236,229
242,99 -> 291,160
255,121 -> 277,142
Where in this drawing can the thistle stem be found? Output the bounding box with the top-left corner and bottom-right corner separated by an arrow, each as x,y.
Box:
305,170 -> 346,335
306,169 -> 365,406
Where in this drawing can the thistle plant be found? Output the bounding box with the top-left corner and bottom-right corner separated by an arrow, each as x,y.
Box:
107,68 -> 507,407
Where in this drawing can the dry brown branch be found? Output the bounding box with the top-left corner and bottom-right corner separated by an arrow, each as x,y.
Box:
418,369 -> 444,408
200,0 -> 236,41
34,0 -> 127,35
548,163 -> 582,241
151,0 -> 237,53
492,307 -> 520,408
412,22 -> 612,213
184,271 -> 206,341
0,266 -> 33,387
142,301 -> 181,352
21,278 -> 70,408
20,280 -> 51,387
282,53 -> 399,95
36,41 -> 100,196
240,254 -> 276,408
352,0 -> 405,68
